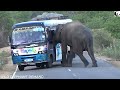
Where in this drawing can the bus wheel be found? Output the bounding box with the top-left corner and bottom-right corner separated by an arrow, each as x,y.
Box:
41,63 -> 45,68
36,63 -> 41,68
46,56 -> 53,68
18,65 -> 24,71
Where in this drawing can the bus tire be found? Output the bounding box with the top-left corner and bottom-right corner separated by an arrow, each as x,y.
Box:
41,63 -> 45,68
36,63 -> 41,68
18,65 -> 24,71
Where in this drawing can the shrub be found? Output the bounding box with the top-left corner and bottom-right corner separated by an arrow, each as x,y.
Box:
92,29 -> 113,50
100,39 -> 120,60
105,17 -> 120,39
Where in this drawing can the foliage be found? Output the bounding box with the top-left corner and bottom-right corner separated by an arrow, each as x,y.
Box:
104,17 -> 120,39
92,29 -> 113,49
100,39 -> 120,60
0,11 -> 14,32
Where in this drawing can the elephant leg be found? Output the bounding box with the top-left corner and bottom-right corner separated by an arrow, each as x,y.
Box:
67,47 -> 75,67
61,39 -> 67,67
53,45 -> 56,60
87,48 -> 98,67
62,51 -> 67,67
66,51 -> 72,67
77,53 -> 89,67
71,51 -> 75,58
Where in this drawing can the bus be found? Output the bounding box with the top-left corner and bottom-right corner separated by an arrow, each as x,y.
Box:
9,21 -> 62,71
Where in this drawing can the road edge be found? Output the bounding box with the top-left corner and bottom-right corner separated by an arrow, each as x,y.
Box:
11,65 -> 18,79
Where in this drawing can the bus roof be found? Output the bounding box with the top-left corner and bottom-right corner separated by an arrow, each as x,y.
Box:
12,21 -> 44,30
12,19 -> 72,30
41,19 -> 72,27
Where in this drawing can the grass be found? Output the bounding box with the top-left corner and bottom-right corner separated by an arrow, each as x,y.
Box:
94,33 -> 120,61
99,39 -> 120,61
92,29 -> 120,61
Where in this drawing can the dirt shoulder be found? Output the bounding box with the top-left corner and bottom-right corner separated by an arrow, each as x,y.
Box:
0,56 -> 17,79
95,54 -> 120,68
0,47 -> 16,79
0,47 -> 11,54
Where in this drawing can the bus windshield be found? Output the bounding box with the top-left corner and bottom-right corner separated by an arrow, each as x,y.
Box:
12,26 -> 46,45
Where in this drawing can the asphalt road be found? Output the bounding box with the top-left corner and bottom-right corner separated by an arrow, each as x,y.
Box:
12,51 -> 120,79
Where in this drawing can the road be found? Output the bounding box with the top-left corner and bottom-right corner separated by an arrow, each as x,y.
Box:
12,52 -> 120,79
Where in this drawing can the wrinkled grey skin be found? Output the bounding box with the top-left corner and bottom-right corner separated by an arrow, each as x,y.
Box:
48,21 -> 98,67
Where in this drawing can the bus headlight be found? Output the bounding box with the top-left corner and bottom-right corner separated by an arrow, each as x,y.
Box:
38,45 -> 47,54
38,51 -> 42,54
13,53 -> 19,56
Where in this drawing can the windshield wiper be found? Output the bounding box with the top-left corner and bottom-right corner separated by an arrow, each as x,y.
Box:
32,40 -> 45,43
18,41 -> 33,45
12,41 -> 27,45
21,41 -> 29,44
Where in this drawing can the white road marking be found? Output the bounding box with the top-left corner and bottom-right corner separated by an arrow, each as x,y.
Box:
68,69 -> 71,71
11,65 -> 18,79
40,75 -> 44,79
72,73 -> 80,79
72,73 -> 77,77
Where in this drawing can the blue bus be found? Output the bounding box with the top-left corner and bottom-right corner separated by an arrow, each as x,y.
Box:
9,21 -> 62,71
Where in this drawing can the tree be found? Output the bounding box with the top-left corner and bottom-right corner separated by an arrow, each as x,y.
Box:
105,16 -> 120,39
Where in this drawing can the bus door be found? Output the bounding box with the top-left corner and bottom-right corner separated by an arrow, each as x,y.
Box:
56,43 -> 62,61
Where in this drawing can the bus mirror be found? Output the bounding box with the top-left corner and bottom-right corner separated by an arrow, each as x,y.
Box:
45,26 -> 50,31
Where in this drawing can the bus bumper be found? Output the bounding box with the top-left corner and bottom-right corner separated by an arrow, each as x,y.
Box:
12,53 -> 48,65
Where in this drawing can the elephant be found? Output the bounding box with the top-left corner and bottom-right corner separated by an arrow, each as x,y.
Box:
47,21 -> 98,67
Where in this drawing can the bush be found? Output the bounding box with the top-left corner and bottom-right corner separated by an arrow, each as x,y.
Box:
105,17 -> 120,39
92,28 -> 120,61
100,39 -> 120,60
86,17 -> 105,29
92,29 -> 113,51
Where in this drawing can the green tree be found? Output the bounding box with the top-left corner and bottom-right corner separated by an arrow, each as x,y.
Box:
0,11 -> 14,32
9,11 -> 32,23
105,16 -> 120,39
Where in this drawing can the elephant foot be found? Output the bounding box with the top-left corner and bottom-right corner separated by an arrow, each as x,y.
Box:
92,63 -> 98,67
61,63 -> 72,67
61,63 -> 67,67
84,62 -> 89,67
67,65 -> 72,67
66,63 -> 72,67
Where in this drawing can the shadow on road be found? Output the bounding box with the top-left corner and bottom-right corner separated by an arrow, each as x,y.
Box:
20,59 -> 110,71
23,63 -> 88,71
23,63 -> 62,71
